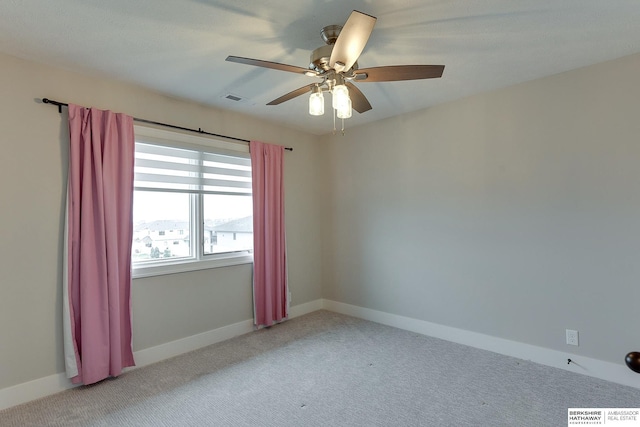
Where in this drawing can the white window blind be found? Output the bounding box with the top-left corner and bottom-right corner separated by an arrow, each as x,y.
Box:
134,143 -> 252,195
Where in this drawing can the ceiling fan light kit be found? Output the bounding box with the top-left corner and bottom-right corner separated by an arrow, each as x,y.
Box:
309,84 -> 324,116
226,10 -> 445,133
331,75 -> 349,109
333,82 -> 352,119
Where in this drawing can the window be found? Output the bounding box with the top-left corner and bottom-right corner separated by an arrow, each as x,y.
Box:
131,126 -> 253,278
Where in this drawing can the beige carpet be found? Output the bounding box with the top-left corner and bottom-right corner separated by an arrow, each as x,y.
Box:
2,310 -> 639,426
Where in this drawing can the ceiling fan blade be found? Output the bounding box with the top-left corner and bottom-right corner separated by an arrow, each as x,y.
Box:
355,65 -> 445,82
329,10 -> 376,71
267,84 -> 315,105
345,82 -> 372,113
226,56 -> 310,75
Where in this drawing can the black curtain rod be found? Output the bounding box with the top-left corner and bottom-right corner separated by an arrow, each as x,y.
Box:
41,98 -> 293,151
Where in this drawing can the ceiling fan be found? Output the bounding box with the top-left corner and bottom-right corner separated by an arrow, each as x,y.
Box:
226,10 -> 444,122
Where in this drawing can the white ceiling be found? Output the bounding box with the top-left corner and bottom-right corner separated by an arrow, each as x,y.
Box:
2,0 -> 640,135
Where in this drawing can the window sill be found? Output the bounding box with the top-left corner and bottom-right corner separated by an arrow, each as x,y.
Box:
132,253 -> 253,279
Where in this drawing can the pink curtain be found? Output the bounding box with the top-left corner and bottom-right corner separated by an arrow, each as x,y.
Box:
64,104 -> 135,385
250,141 -> 288,327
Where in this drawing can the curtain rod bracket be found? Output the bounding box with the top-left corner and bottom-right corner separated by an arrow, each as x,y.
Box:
42,98 -> 62,113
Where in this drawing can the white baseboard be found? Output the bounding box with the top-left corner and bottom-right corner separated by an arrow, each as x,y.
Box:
321,299 -> 640,390
288,298 -> 323,318
0,372 -> 77,412
0,299 -> 324,411
132,318 -> 254,368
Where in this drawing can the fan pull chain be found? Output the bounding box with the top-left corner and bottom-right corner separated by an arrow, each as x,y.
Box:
333,108 -> 336,135
331,108 -> 346,135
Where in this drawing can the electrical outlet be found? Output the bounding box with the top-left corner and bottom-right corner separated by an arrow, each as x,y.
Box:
566,329 -> 579,346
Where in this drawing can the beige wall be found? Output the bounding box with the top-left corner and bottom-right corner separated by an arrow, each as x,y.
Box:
323,52 -> 640,366
0,52 -> 324,389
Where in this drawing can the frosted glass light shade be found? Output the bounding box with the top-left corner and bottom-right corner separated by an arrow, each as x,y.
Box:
309,91 -> 324,116
332,84 -> 350,110
337,98 -> 352,119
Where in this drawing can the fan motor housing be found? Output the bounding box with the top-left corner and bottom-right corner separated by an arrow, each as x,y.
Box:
309,45 -> 359,74
309,45 -> 333,72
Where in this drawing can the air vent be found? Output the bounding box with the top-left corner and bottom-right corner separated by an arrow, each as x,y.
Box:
219,92 -> 253,105
221,93 -> 249,103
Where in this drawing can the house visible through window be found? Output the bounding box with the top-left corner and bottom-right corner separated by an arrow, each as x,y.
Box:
131,126 -> 253,277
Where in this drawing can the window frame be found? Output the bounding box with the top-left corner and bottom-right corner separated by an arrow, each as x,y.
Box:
131,125 -> 253,279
